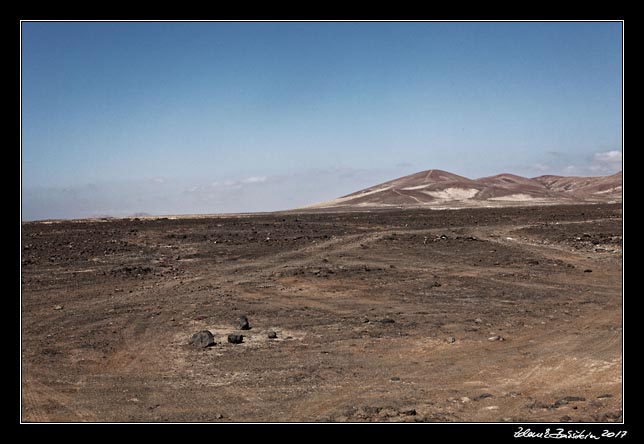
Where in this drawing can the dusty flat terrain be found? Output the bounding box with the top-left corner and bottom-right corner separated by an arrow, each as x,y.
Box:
21,204 -> 622,422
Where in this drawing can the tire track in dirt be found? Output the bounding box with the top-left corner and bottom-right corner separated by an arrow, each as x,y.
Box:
22,205 -> 622,422
22,377 -> 97,422
224,231 -> 382,275
477,221 -> 621,265
21,379 -> 47,422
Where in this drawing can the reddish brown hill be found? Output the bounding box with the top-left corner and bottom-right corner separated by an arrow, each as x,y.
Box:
533,171 -> 622,200
475,173 -> 564,200
304,169 -> 622,209
342,169 -> 478,196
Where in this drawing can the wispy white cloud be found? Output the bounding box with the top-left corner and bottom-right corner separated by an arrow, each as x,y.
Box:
530,163 -> 552,173
521,150 -> 622,177
593,150 -> 622,168
185,176 -> 269,195
568,150 -> 622,175
22,166 -> 412,221
241,176 -> 267,184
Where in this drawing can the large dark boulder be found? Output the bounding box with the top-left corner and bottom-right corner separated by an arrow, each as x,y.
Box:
190,330 -> 215,348
228,333 -> 244,344
236,315 -> 251,330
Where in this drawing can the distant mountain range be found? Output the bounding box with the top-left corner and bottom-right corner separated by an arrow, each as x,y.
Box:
303,169 -> 622,209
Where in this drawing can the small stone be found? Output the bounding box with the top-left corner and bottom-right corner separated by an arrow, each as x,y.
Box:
474,318 -> 483,323
446,336 -> 456,344
560,396 -> 586,402
54,305 -> 63,310
228,333 -> 244,344
380,318 -> 395,324
474,393 -> 494,401
460,397 -> 471,403
390,376 -> 401,381
400,408 -> 416,416
215,414 -> 224,419
597,393 -> 613,399
236,315 -> 251,330
189,330 -> 215,348
583,269 -> 593,273
267,331 -> 277,339
488,335 -> 505,341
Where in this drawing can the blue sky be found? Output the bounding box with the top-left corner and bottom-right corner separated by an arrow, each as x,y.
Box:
22,21 -> 622,220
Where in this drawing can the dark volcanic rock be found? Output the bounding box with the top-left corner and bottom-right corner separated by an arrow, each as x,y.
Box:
267,331 -> 278,339
558,396 -> 586,403
189,330 -> 215,348
228,333 -> 244,344
526,400 -> 550,409
236,315 -> 251,330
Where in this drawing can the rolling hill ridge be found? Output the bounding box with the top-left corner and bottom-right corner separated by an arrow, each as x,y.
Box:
304,169 -> 622,209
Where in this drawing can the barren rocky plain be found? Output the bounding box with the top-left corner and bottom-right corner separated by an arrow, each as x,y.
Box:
21,203 -> 622,422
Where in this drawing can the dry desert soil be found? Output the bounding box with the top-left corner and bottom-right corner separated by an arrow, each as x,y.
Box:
21,204 -> 623,422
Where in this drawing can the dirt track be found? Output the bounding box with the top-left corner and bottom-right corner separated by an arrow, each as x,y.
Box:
21,204 -> 622,422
